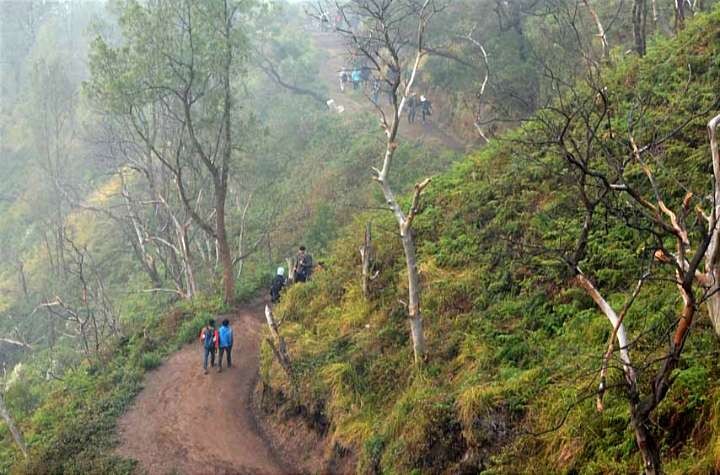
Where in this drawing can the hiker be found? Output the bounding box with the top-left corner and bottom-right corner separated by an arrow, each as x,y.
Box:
218,319 -> 233,372
360,67 -> 372,88
334,11 -> 343,29
199,319 -> 219,375
293,246 -> 313,283
271,267 -> 286,303
370,77 -> 381,104
407,94 -> 418,124
420,95 -> 433,123
351,68 -> 361,90
339,70 -> 349,92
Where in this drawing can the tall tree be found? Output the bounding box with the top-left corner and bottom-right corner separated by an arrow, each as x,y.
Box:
87,0 -> 255,304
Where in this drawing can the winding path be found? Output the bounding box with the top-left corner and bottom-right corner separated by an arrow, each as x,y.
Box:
116,301 -> 288,475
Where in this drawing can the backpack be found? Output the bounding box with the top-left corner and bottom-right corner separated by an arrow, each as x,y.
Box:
203,328 -> 215,349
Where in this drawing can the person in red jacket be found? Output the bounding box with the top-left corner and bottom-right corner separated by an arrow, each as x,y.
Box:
199,319 -> 219,375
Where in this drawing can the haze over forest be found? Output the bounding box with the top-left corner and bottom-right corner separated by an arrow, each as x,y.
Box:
2,1 -> 720,474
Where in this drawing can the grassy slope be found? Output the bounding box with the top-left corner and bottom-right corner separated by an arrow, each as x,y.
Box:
262,10 -> 720,475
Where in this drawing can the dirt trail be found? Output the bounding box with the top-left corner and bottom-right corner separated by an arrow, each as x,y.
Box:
116,301 -> 289,475
312,32 -> 469,153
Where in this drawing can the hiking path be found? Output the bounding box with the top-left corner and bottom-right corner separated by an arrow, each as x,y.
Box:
115,300 -> 290,475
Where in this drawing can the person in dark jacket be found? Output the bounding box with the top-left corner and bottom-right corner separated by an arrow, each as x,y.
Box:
293,246 -> 313,283
420,95 -> 433,123
217,319 -> 233,372
271,267 -> 286,303
199,319 -> 219,375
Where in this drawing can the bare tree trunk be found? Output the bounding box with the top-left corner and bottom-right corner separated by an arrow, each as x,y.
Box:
582,0 -> 610,60
630,400 -> 662,475
360,222 -> 372,298
218,0 -> 235,305
403,232 -> 426,362
216,187 -> 234,304
120,173 -> 164,289
179,225 -> 197,298
0,392 -> 28,459
703,114 -> 720,335
285,257 -> 295,284
330,0 -> 435,365
632,0 -> 648,56
16,260 -> 28,300
264,305 -> 294,384
652,0 -> 658,23
235,191 -> 254,279
674,0 -> 685,32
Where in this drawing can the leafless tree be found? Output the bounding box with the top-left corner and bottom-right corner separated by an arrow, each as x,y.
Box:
674,0 -> 686,31
529,50 -> 720,470
632,0 -> 648,55
315,0 -> 445,364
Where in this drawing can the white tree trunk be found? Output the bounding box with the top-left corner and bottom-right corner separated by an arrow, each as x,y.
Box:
360,222 -> 372,298
703,114 -> 720,334
575,274 -> 635,380
264,305 -> 293,383
582,0 -> 610,59
403,233 -> 426,362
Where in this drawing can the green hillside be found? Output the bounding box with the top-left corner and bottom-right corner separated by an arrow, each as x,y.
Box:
2,0 -> 720,473
261,9 -> 720,474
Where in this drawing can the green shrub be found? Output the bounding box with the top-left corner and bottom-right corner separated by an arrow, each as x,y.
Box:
141,352 -> 162,371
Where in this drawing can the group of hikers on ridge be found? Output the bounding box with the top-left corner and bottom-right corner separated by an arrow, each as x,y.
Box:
199,319 -> 233,375
337,67 -> 433,122
198,246 -> 314,372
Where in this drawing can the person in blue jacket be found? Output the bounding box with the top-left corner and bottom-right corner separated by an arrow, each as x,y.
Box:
351,68 -> 361,90
217,319 -> 234,372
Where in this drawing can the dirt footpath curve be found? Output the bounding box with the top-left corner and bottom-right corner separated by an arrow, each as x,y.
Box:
116,301 -> 291,475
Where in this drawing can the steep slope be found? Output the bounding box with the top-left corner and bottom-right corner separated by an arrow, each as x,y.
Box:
260,9 -> 720,475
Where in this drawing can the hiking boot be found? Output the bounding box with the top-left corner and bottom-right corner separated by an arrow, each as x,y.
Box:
218,367 -> 222,373
204,369 -> 208,375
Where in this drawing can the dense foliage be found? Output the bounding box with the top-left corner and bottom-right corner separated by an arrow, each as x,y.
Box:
3,0 -> 720,473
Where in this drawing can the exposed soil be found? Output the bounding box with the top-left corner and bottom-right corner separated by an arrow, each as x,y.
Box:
116,300 -> 312,475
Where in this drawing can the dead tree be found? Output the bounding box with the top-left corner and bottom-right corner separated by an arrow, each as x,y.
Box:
360,222 -> 373,298
461,25 -> 492,143
324,0 -> 443,365
264,305 -> 294,386
690,114 -> 720,335
534,61 -> 720,470
632,0 -> 648,56
582,0 -> 610,60
674,0 -> 685,32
